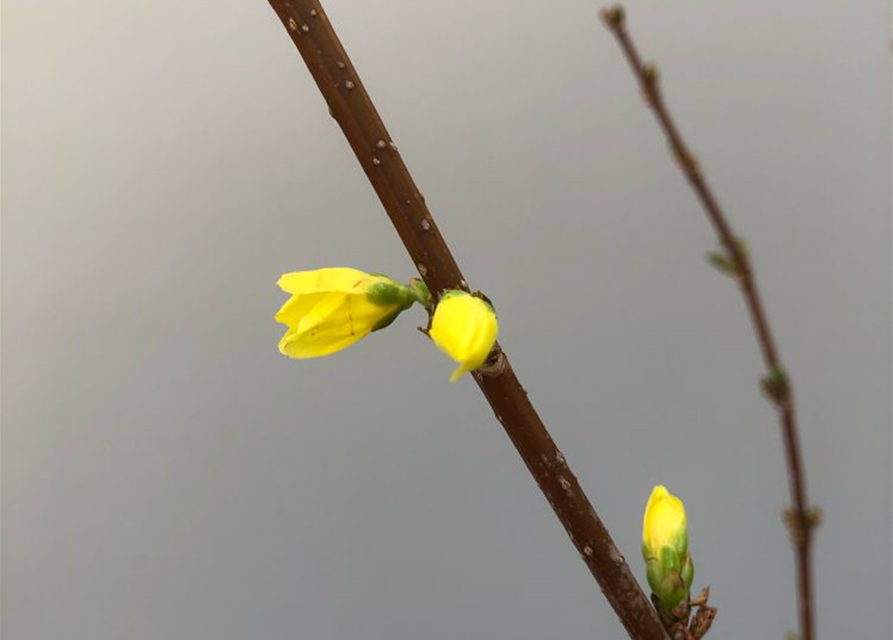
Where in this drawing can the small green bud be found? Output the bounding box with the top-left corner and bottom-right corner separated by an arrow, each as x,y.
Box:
707,251 -> 737,276
761,365 -> 790,406
707,237 -> 750,277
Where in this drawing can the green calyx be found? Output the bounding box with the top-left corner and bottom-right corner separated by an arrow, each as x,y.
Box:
366,276 -> 433,332
367,276 -> 433,311
680,551 -> 694,590
641,528 -> 688,567
408,278 -> 432,309
645,546 -> 694,615
438,289 -> 466,302
366,277 -> 415,309
437,289 -> 496,314
366,277 -> 414,333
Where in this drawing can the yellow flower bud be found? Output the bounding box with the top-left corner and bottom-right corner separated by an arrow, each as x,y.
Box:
642,485 -> 687,560
428,290 -> 498,382
642,485 -> 693,614
275,268 -> 413,359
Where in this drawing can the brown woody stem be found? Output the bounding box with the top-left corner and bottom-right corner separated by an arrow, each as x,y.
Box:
600,6 -> 815,640
264,1 -> 669,638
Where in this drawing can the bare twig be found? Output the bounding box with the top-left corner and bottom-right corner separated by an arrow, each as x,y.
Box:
263,1 -> 669,638
600,6 -> 816,640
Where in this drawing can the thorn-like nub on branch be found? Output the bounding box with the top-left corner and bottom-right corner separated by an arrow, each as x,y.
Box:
783,506 -> 821,544
600,4 -> 625,29
761,365 -> 791,407
642,61 -> 660,87
640,62 -> 661,105
672,146 -> 700,177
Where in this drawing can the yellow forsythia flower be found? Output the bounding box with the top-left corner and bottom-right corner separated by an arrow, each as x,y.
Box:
643,485 -> 687,558
642,485 -> 693,614
276,267 -> 414,359
428,290 -> 498,382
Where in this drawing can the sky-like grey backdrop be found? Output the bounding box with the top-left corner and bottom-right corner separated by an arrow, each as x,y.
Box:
3,1 -> 891,638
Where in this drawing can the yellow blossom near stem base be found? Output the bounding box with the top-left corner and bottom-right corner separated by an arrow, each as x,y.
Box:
276,267 -> 416,359
643,485 -> 687,558
642,485 -> 694,614
428,290 -> 498,382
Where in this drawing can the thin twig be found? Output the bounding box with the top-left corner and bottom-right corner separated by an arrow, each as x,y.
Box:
263,1 -> 669,639
600,6 -> 816,640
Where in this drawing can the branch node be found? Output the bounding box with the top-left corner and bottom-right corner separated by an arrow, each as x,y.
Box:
476,346 -> 507,379
600,4 -> 626,30
641,62 -> 659,80
671,146 -> 700,178
706,251 -> 737,277
807,506 -> 823,529
782,505 -> 821,545
270,1 -> 680,637
707,238 -> 748,278
603,6 -> 813,639
760,365 -> 791,408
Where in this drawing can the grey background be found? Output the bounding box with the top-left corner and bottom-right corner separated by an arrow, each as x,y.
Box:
3,0 -> 890,638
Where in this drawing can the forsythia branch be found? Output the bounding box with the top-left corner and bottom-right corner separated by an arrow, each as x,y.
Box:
600,6 -> 817,640
263,1 -> 669,638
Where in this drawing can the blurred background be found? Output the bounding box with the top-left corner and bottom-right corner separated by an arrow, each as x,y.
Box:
3,1 -> 890,638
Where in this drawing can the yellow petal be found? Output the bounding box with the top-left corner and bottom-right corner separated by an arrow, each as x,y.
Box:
274,293 -> 325,329
429,291 -> 498,382
449,364 -> 470,383
278,325 -> 367,359
307,292 -> 393,333
642,485 -> 687,555
279,293 -> 363,358
277,268 -> 372,295
278,292 -> 398,359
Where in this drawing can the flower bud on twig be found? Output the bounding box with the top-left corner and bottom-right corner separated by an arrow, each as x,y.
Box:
428,291 -> 498,382
275,267 -> 418,358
